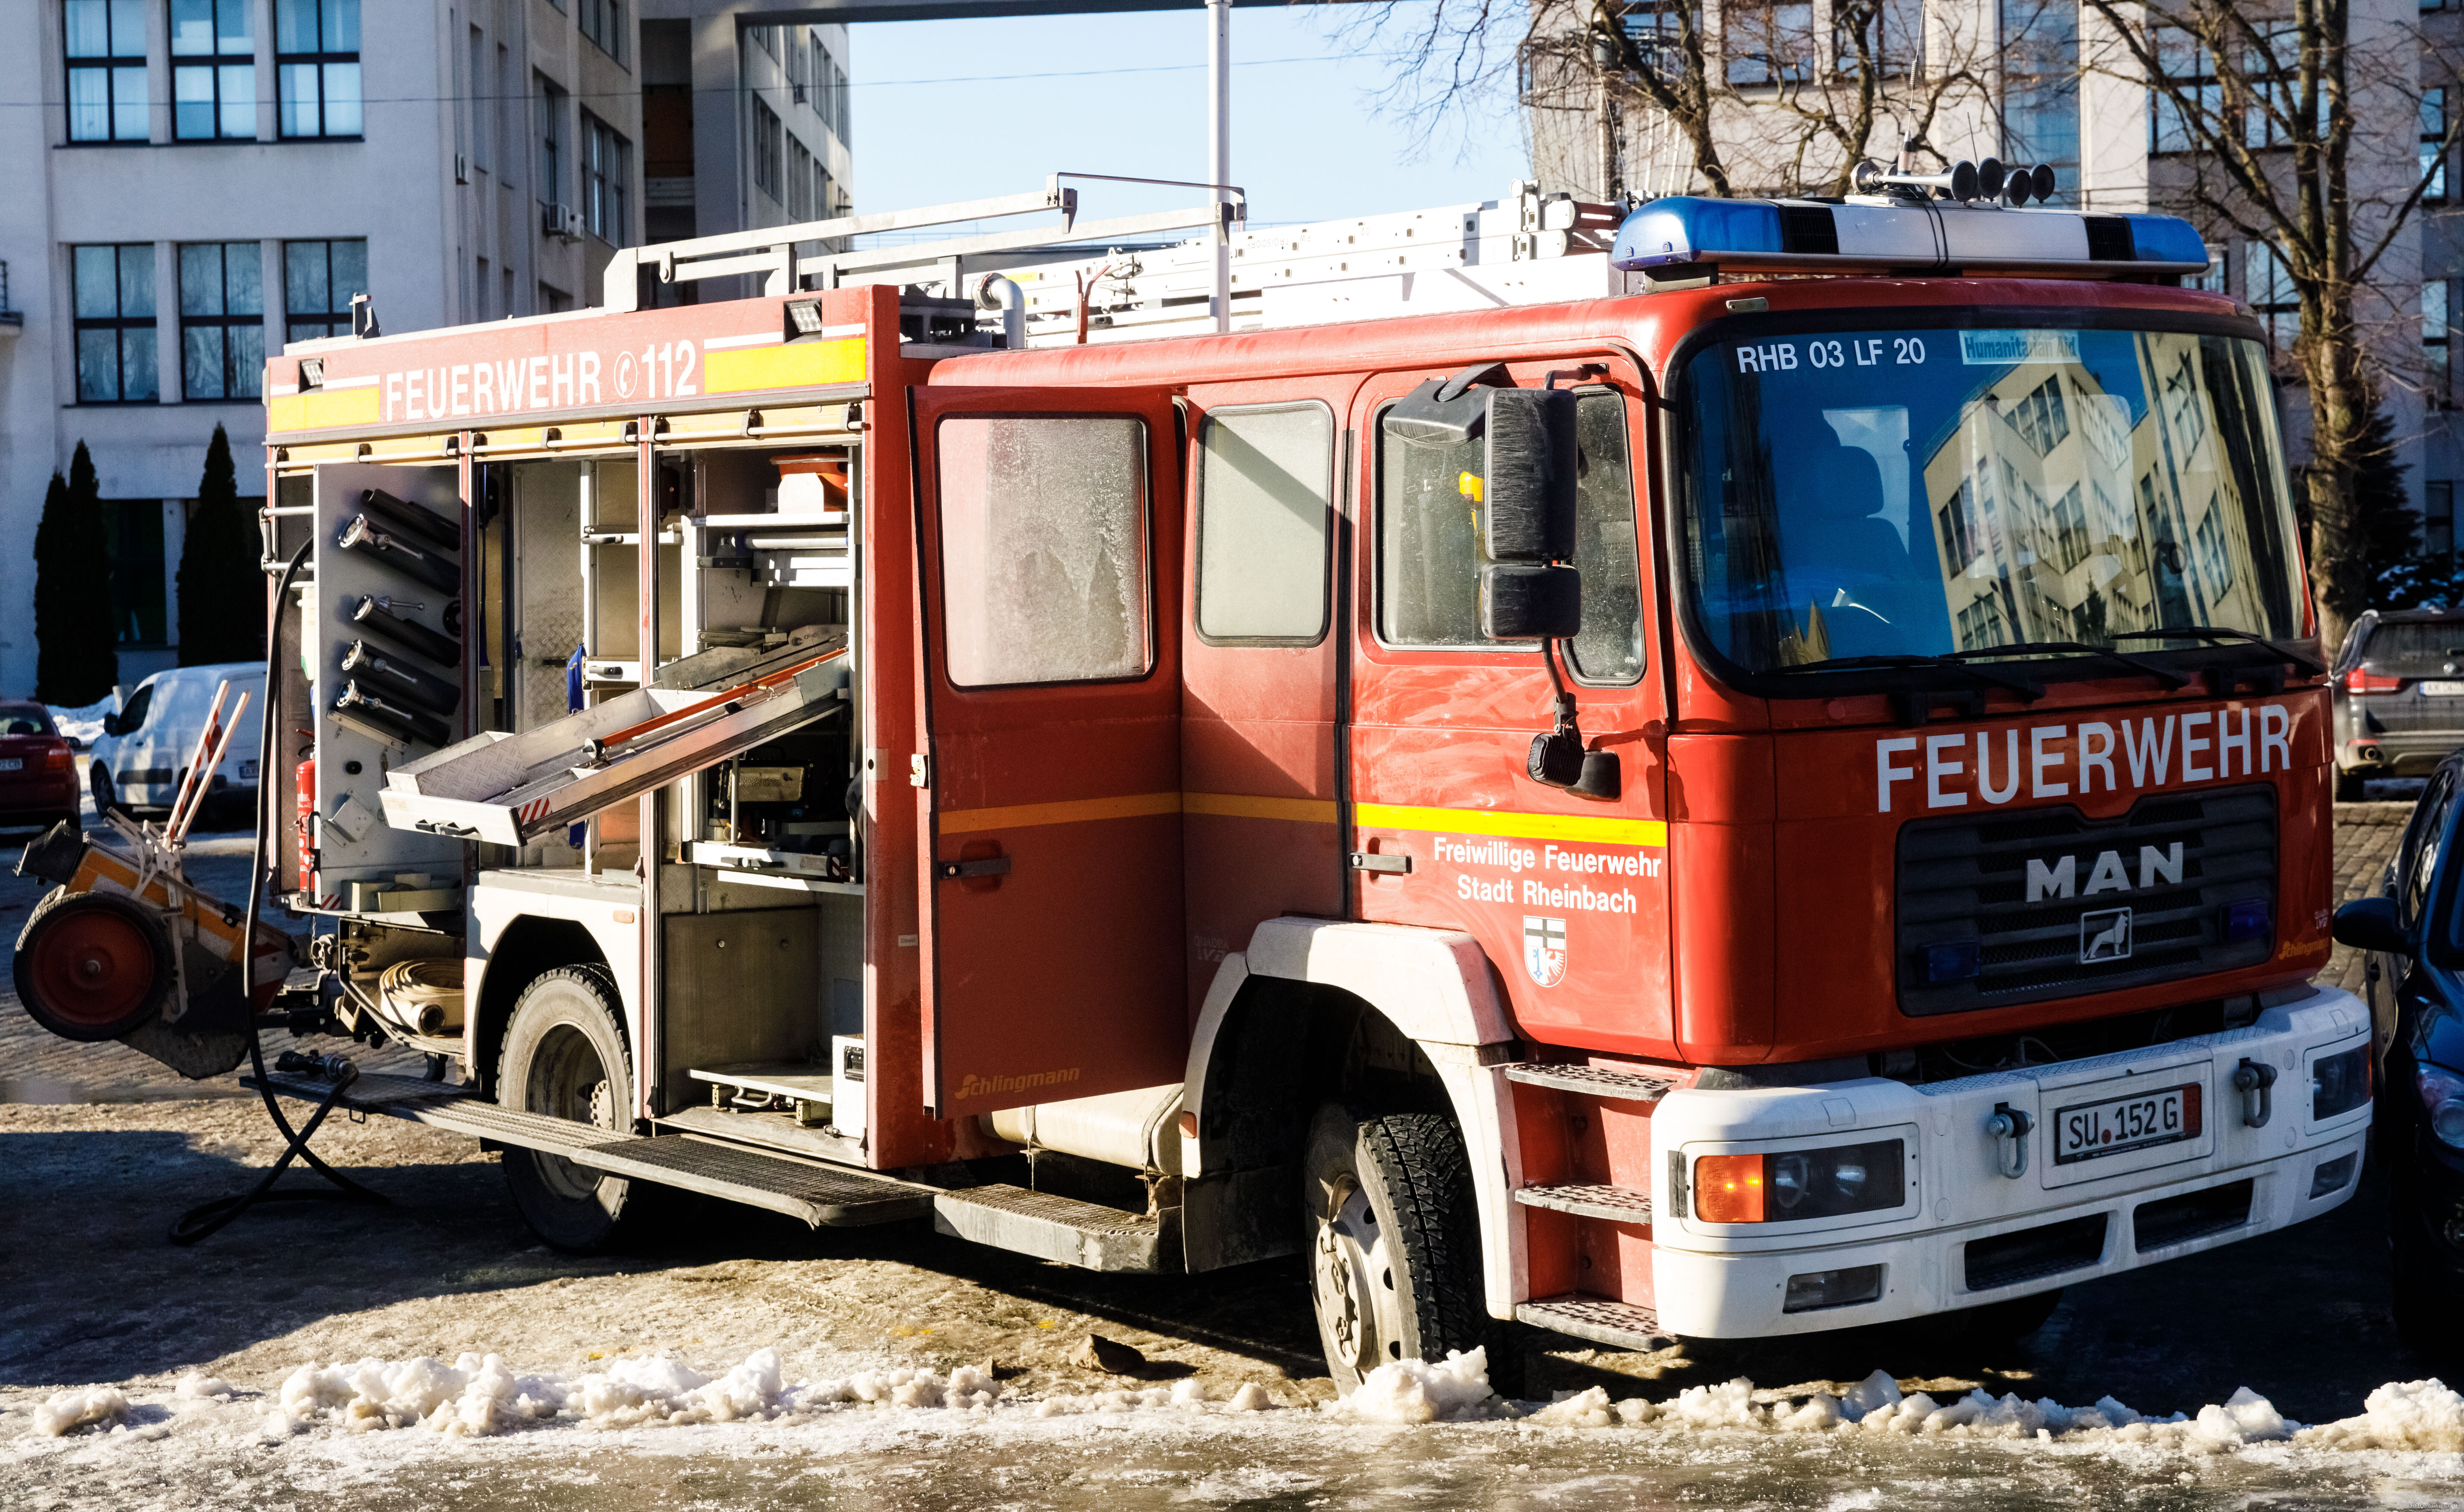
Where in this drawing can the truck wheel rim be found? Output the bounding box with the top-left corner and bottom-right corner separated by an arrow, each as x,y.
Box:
29,908 -> 157,1033
1313,1179 -> 1396,1374
526,1022 -> 614,1203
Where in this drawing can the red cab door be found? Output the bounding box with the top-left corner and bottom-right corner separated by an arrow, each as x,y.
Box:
910,385 -> 1187,1115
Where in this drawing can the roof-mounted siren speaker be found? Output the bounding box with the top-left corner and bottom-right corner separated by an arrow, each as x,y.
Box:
1979,159 -> 2060,206
1852,158 -> 1980,202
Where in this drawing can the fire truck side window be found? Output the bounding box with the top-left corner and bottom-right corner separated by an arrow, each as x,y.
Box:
935,415 -> 1153,687
1377,414 -> 1497,648
1195,403 -> 1333,643
1565,390 -> 1643,683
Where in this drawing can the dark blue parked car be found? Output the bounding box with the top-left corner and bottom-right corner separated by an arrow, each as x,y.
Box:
2334,752 -> 2464,1347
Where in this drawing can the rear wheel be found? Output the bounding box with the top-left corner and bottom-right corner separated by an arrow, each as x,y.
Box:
13,888 -> 174,1041
1304,1103 -> 1496,1393
497,965 -> 642,1252
89,765 -> 121,819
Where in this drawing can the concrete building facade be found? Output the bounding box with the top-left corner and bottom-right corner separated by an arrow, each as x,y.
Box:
0,0 -> 851,696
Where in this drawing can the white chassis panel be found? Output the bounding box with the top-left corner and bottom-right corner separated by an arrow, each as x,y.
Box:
1644,987 -> 2374,1337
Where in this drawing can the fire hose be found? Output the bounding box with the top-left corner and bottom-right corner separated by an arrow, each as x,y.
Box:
169,539 -> 389,1245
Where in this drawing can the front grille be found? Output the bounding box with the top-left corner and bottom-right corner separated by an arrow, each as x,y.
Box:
1897,785 -> 2277,1016
2133,1179 -> 2254,1251
1965,1213 -> 2109,1291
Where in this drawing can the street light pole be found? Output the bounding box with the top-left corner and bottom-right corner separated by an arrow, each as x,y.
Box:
1208,0 -> 1231,334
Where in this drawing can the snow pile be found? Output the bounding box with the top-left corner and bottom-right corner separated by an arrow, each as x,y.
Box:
798,1363 -> 999,1413
274,1353 -> 570,1436
1225,1382 -> 1275,1412
47,696 -> 115,748
31,1385 -> 129,1437
1328,1347 -> 1505,1424
2297,1379 -> 2464,1452
174,1373 -> 236,1402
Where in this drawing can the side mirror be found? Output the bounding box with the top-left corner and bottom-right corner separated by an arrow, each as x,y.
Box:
2332,895 -> 2410,956
99,713 -> 119,738
1388,378 -> 1582,631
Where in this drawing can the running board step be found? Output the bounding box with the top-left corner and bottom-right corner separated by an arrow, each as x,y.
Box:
1515,1183 -> 1654,1225
1516,1294 -> 1675,1352
1499,1063 -> 1680,1102
249,1068 -> 936,1227
571,1135 -> 936,1227
932,1184 -> 1171,1272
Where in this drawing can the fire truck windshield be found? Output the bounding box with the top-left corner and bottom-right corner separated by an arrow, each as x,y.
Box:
1676,323 -> 2306,678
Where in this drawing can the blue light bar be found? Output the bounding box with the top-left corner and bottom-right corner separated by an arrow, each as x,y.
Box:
1610,196 -> 2213,278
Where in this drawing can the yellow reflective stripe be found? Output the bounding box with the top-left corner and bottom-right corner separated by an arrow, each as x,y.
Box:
267,387 -> 381,432
939,791 -> 1182,833
938,790 -> 1339,833
1354,802 -> 1668,848
703,336 -> 866,395
1183,792 -> 1337,823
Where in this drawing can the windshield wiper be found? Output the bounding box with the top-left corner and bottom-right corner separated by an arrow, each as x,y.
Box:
1944,640 -> 2190,691
2109,626 -> 2326,676
1784,653 -> 2045,699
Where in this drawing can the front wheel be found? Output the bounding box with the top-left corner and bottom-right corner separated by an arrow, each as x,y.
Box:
497,964 -> 643,1252
1304,1103 -> 1496,1393
90,765 -> 121,819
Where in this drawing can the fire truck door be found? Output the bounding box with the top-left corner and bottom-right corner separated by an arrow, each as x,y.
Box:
910,386 -> 1188,1116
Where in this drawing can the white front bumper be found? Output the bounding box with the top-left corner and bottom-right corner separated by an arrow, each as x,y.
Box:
1647,988 -> 2373,1338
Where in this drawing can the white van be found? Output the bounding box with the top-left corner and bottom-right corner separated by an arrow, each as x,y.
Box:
88,663 -> 265,824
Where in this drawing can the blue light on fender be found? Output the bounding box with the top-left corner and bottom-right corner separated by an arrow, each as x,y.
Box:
2223,897 -> 2273,942
1917,939 -> 1984,985
1612,198 -> 1784,269
2121,214 -> 2211,266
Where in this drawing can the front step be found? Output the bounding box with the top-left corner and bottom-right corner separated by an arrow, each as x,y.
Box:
932,1184 -> 1170,1272
250,1067 -> 937,1227
1499,1062 -> 1679,1102
1515,1182 -> 1653,1225
1517,1293 -> 1675,1351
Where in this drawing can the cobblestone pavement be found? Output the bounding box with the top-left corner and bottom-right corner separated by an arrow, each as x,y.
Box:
2321,800 -> 2414,1000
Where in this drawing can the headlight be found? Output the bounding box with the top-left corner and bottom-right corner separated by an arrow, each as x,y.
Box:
2312,1045 -> 2370,1121
2419,1066 -> 2464,1148
1693,1139 -> 1905,1223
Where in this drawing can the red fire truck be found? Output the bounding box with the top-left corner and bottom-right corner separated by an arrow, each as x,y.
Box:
13,171 -> 2371,1385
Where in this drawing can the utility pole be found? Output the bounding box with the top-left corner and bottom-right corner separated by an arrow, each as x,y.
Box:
1208,0 -> 1231,334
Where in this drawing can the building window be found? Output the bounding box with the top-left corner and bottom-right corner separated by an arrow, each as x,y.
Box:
580,0 -> 625,64
2003,0 -> 2080,191
2186,246 -> 2224,292
2426,88 -> 2450,203
751,97 -> 782,202
65,0 -> 149,143
538,282 -> 571,314
74,243 -> 158,403
172,0 -> 256,141
2245,240 -> 2298,351
750,23 -> 777,59
1725,0 -> 1814,85
2429,279 -> 2452,402
277,0 -> 362,139
283,239 -> 366,341
787,136 -> 813,219
2149,29 -> 2221,153
582,112 -> 630,246
2428,481 -> 2456,571
536,75 -> 568,208
179,242 -> 262,400
103,502 -> 168,645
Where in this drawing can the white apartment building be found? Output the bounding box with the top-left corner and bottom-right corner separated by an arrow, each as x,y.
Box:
1528,0 -> 2448,571
0,0 -> 852,695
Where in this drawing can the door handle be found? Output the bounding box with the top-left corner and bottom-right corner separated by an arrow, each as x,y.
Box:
1349,851 -> 1411,875
938,856 -> 1012,880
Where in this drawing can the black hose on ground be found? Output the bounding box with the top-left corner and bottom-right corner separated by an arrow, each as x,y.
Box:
171,539 -> 390,1246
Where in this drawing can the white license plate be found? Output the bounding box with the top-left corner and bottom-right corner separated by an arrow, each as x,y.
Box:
2052,1082 -> 2202,1164
2421,681 -> 2464,696
0,758 -> 23,772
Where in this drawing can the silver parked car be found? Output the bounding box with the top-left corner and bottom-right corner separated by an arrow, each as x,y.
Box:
2333,608 -> 2464,800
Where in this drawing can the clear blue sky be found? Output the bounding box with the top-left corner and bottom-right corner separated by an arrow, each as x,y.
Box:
843,4 -> 1532,229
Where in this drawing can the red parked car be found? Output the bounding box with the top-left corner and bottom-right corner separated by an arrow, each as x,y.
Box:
0,703 -> 81,833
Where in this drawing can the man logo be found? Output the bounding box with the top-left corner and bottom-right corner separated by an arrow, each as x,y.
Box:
1523,915 -> 1567,987
2080,906 -> 2133,964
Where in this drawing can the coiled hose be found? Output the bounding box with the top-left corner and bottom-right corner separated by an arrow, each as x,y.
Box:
170,539 -> 389,1245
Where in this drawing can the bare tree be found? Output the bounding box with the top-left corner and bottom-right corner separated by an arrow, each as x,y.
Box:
2081,0 -> 2463,651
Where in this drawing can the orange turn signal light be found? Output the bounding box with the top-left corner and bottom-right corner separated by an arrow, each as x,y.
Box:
1694,1153 -> 1766,1222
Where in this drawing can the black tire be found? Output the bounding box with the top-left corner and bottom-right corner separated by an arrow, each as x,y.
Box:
2336,768 -> 2368,803
90,765 -> 121,819
497,964 -> 643,1252
1304,1102 -> 1497,1393
13,887 -> 175,1041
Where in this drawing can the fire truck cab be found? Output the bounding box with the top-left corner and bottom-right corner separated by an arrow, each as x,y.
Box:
24,176 -> 2371,1385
